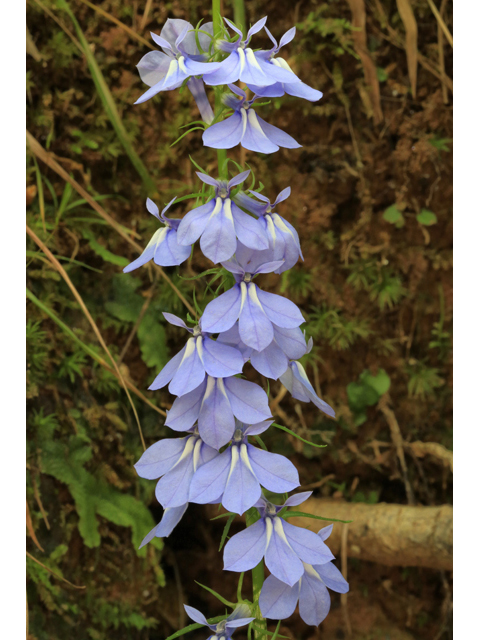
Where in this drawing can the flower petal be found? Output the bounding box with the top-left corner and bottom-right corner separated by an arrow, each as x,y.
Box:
203,112 -> 245,149
137,51 -> 171,86
199,199 -> 237,263
247,445 -> 299,493
203,51 -> 242,85
224,376 -> 273,424
162,312 -> 189,330
155,437 -> 197,507
176,199 -> 216,246
139,503 -> 188,547
259,574 -> 300,620
198,377 -> 235,449
201,284 -> 242,333
256,289 -> 304,328
298,569 -> 331,626
239,283 -> 274,351
165,379 -> 206,432
241,110 -> 279,154
315,561 -> 349,593
285,80 -> 323,102
231,202 -> 269,250
189,448 -> 231,504
169,338 -> 206,396
184,605 -> 211,629
291,361 -> 335,417
154,228 -> 191,266
201,337 -> 245,378
265,517 -> 305,586
223,444 -> 261,515
251,340 -> 289,379
283,491 -> 312,507
243,419 -> 273,436
223,519 -> 267,572
282,520 -> 335,565
134,437 -> 188,479
273,325 -> 307,360
148,346 -> 185,390
256,114 -> 302,149
123,228 -> 165,273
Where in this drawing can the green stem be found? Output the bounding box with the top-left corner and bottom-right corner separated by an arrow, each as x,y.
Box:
211,0 -> 227,177
246,508 -> 267,638
231,0 -> 246,34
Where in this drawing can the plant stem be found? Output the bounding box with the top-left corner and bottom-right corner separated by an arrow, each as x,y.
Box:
246,508 -> 267,638
231,0 -> 246,34
211,0 -> 227,178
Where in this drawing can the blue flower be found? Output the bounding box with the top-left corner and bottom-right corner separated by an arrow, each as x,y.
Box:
176,170 -> 268,263
248,27 -> 323,102
165,375 -> 273,449
279,359 -> 335,418
259,525 -> 349,626
184,603 -> 255,639
234,187 -> 303,273
202,85 -> 301,154
189,420 -> 299,515
218,322 -> 309,380
134,427 -> 219,509
123,197 -> 191,272
135,19 -> 220,104
201,242 -> 305,352
203,18 -> 299,87
149,312 -> 245,397
223,493 -> 334,586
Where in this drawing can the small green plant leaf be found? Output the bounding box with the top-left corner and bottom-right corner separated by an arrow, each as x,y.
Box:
416,209 -> 437,226
383,205 -> 405,228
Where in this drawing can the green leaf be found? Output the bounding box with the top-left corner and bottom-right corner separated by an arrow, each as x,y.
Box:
164,616 -> 225,640
137,311 -> 169,370
195,581 -> 235,607
346,381 -> 379,410
282,511 -> 352,524
360,368 -> 391,396
219,513 -> 236,551
272,423 -> 327,449
383,205 -> 405,228
416,209 -> 437,226
82,230 -> 129,267
38,433 -> 161,553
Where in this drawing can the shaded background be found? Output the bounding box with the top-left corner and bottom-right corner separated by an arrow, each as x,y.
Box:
26,1 -> 453,639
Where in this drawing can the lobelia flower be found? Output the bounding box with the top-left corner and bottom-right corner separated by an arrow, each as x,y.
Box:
184,603 -> 255,639
134,427 -> 218,509
123,198 -> 191,272
248,27 -> 323,102
201,242 -> 305,352
135,20 -> 220,104
189,419 -> 299,515
259,524 -> 349,626
234,187 -> 303,273
149,312 -> 244,396
202,85 -> 301,154
176,170 -> 268,263
279,359 -> 335,418
223,493 -> 334,586
164,375 -> 272,449
218,322 -> 309,380
203,17 -> 299,87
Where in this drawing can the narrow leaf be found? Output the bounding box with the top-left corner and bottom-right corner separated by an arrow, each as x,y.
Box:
272,423 -> 327,449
